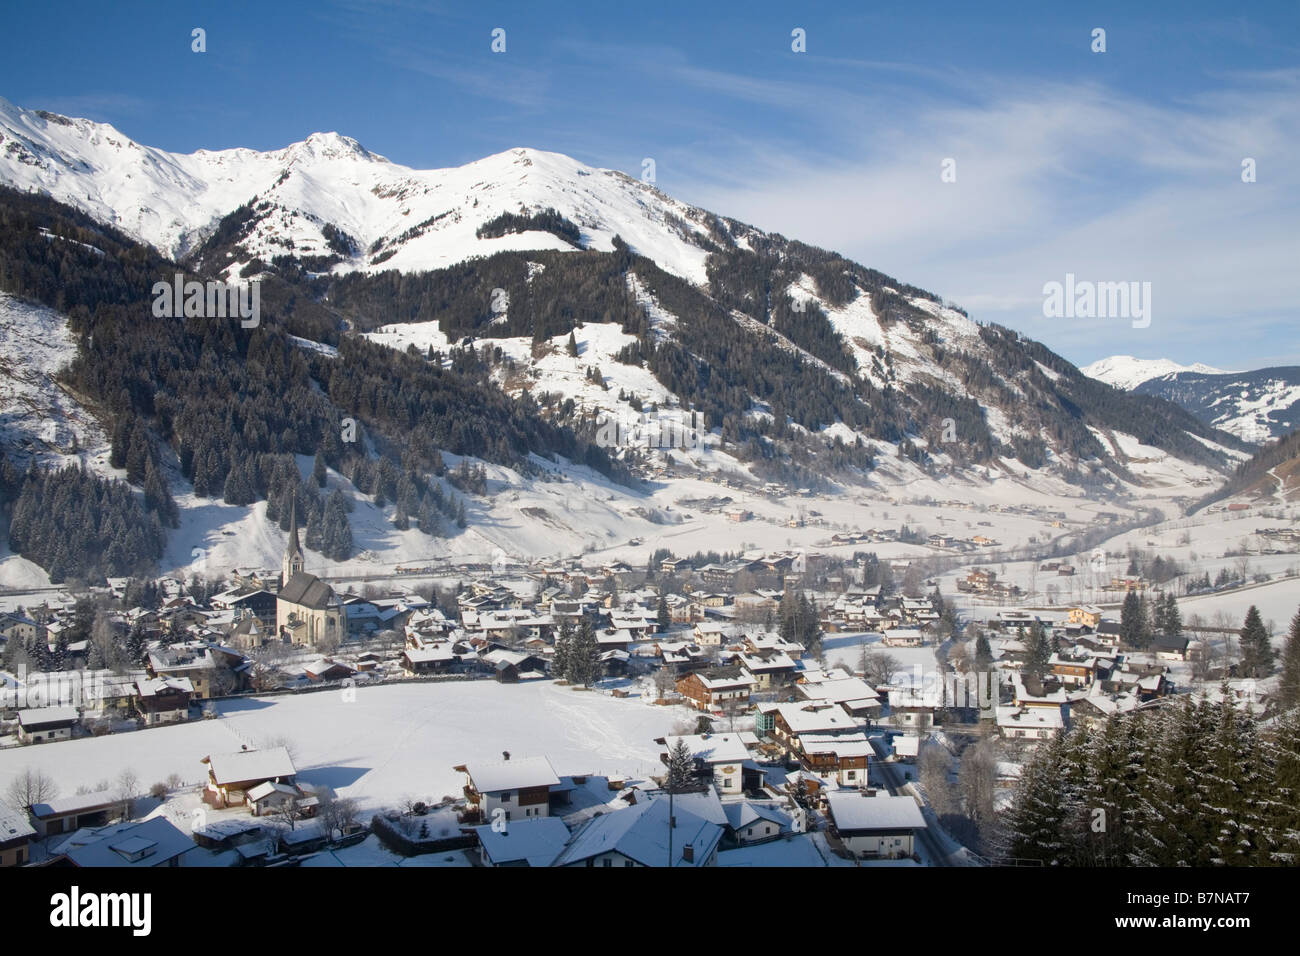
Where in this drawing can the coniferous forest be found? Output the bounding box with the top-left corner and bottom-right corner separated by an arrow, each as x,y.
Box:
999,699 -> 1300,866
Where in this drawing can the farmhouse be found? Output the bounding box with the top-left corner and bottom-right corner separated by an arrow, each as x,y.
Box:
826,791 -> 926,859
16,705 -> 79,743
459,755 -> 561,823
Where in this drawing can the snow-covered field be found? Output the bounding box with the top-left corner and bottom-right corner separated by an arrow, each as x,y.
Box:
0,681 -> 695,815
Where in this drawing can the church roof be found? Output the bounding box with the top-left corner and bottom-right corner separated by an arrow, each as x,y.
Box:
279,572 -> 336,610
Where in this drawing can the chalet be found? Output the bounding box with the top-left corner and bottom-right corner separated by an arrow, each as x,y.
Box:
1047,655 -> 1096,688
202,747 -> 298,809
552,799 -> 722,867
734,648 -> 798,689
133,677 -> 194,725
0,800 -> 35,866
459,756 -> 560,823
798,733 -> 872,786
51,817 -> 197,868
16,705 -> 79,744
826,791 -> 926,859
764,700 -> 860,756
675,667 -> 755,714
148,642 -> 248,699
402,642 -> 457,675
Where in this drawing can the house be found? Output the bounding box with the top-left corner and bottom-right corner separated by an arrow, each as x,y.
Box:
882,628 -> 924,648
797,733 -> 872,786
458,755 -> 561,823
202,747 -> 298,809
29,789 -> 120,838
401,642 -> 457,675
1069,605 -> 1103,629
303,659 -> 357,682
722,802 -> 793,845
473,816 -> 572,867
996,704 -> 1067,740
134,677 -> 194,725
50,817 -> 196,868
1153,634 -> 1190,662
826,791 -> 926,859
675,667 -> 755,714
16,705 -> 79,743
209,586 -> 278,631
148,643 -> 247,699
764,701 -> 861,756
246,781 -> 306,817
796,674 -> 882,721
658,733 -> 757,795
692,621 -> 726,646
1047,655 -> 1096,688
0,800 -> 35,866
552,798 -> 723,867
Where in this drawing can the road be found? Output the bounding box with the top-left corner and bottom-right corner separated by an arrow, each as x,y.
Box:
868,734 -> 963,867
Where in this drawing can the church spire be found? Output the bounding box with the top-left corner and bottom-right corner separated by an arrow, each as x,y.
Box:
282,498 -> 304,588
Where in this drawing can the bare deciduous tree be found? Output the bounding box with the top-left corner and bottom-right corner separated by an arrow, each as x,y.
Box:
6,766 -> 58,809
861,650 -> 902,687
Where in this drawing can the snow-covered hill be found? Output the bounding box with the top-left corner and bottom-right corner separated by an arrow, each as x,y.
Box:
0,96 -> 714,283
1081,355 -> 1233,391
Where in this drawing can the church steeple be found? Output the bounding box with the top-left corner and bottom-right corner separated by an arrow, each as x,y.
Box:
282,499 -> 304,588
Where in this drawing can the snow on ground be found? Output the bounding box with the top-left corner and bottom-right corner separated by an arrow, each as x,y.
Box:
0,681 -> 696,816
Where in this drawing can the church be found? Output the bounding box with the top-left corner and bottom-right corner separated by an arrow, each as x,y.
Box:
275,504 -> 345,648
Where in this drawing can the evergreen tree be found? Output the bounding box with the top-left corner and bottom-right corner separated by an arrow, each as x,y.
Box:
1239,605 -> 1275,679
1025,621 -> 1052,677
656,592 -> 670,634
1161,592 -> 1182,638
552,621 -> 573,680
974,633 -> 993,671
1120,591 -> 1145,648
664,738 -> 696,793
1278,607 -> 1300,712
566,331 -> 579,358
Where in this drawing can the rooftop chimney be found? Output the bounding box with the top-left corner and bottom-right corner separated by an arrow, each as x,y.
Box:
683,844 -> 694,863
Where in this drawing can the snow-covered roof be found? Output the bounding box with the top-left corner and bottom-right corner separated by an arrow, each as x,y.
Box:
466,755 -> 561,794
57,817 -> 196,867
474,816 -> 571,867
826,791 -> 926,833
205,747 -> 296,786
553,798 -> 722,867
661,733 -> 752,765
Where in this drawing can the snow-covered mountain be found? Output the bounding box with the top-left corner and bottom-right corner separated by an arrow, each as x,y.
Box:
0,93 -> 1258,594
1084,355 -> 1300,444
1081,355 -> 1233,392
0,95 -> 714,283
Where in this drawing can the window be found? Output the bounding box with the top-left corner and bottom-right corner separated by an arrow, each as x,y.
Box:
624,860 -> 634,867
602,859 -> 612,867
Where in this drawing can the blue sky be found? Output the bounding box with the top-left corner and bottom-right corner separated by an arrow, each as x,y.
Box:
1,0 -> 1297,370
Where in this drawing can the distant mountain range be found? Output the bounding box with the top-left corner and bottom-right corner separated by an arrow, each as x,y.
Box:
1084,355 -> 1300,444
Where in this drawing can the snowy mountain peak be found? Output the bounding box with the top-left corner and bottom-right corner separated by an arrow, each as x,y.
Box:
1081,355 -> 1233,391
0,95 -> 716,282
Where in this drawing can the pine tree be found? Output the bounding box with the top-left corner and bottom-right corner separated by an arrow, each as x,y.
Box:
665,738 -> 695,793
1162,593 -> 1182,637
1278,607 -> 1300,712
974,633 -> 993,671
312,451 -> 328,488
656,592 -> 670,634
1120,591 -> 1147,648
566,331 -> 579,357
552,621 -> 573,680
1239,605 -> 1275,679
1025,621 -> 1052,677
